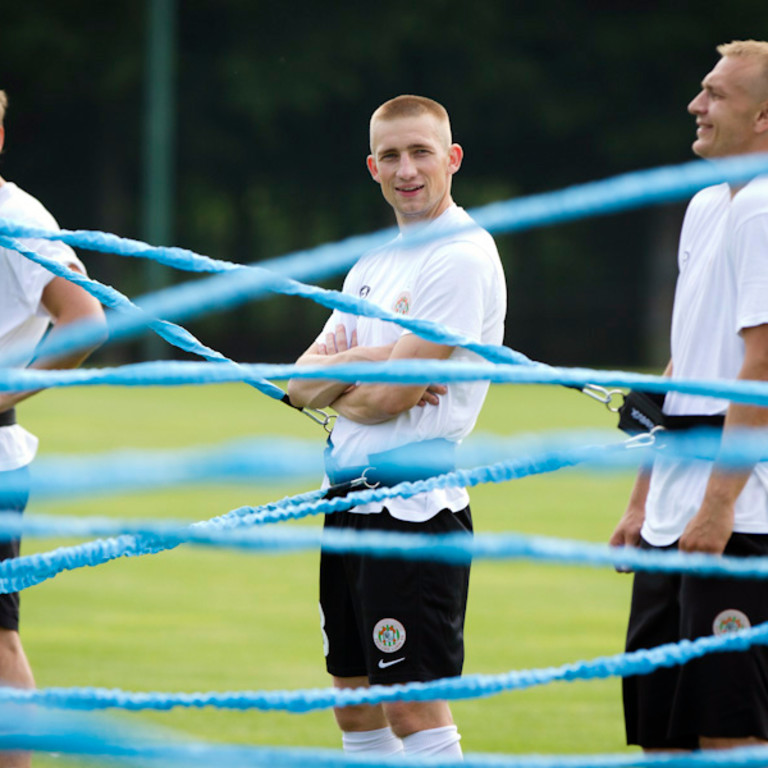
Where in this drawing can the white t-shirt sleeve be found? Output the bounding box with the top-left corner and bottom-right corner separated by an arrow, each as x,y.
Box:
7,239 -> 84,318
315,270 -> 359,345
733,212 -> 768,333
408,241 -> 489,342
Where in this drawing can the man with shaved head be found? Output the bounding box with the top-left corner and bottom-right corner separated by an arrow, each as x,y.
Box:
611,40 -> 768,752
289,95 -> 506,758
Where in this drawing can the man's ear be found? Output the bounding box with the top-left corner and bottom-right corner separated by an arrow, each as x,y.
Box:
756,101 -> 768,136
448,143 -> 463,175
366,154 -> 380,183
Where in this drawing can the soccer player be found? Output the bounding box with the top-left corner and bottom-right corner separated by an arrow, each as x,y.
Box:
610,41 -> 768,751
0,89 -> 106,768
288,94 -> 506,758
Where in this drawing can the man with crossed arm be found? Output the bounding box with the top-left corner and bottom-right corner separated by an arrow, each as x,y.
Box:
288,95 -> 506,758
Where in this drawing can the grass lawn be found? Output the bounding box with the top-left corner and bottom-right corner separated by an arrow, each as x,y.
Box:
15,379 -> 639,765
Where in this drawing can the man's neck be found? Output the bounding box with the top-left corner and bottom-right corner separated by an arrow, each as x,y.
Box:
396,200 -> 455,232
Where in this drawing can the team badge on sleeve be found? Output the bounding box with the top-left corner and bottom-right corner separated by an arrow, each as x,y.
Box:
373,618 -> 406,653
712,608 -> 751,636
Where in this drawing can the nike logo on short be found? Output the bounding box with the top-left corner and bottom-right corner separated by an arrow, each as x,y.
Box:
377,657 -> 405,669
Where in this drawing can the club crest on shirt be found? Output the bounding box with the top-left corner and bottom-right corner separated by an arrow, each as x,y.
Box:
359,285 -> 371,298
373,618 -> 406,653
392,291 -> 411,315
712,608 -> 751,636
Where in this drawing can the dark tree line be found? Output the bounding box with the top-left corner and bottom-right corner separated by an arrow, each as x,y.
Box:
3,0 -> 768,368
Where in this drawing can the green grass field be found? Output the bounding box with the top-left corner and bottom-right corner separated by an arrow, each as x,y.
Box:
16,380 -> 641,765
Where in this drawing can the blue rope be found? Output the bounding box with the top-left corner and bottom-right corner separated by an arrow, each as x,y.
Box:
0,234 -> 290,404
9,154 -> 768,377
4,426 -> 767,505
5,506 -> 768,589
3,358 -> 768,411
0,430 -> 651,594
0,425 -> 763,596
1,620 -> 766,714
3,428 -> 768,595
0,238 -> 536,376
2,154 -> 767,277
10,437 -> 324,500
5,718 -> 768,768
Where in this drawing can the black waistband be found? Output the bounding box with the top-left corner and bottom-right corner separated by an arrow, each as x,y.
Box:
324,438 -> 457,495
663,413 -> 726,431
618,390 -> 725,435
0,409 -> 16,428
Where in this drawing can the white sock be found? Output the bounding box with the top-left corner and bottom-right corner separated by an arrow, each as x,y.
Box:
342,727 -> 404,755
402,725 -> 463,759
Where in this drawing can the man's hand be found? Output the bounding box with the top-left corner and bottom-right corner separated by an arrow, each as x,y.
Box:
679,497 -> 734,555
609,466 -> 651,572
609,503 -> 645,549
317,325 -> 358,356
287,324 -> 397,410
329,334 -> 454,425
417,384 -> 448,407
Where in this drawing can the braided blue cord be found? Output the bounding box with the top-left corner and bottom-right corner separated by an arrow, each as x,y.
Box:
0,620 -> 765,714
4,359 -> 768,412
0,234 -> 289,402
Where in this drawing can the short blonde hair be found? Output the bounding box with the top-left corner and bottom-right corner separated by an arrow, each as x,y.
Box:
0,91 -> 7,126
369,95 -> 452,151
717,40 -> 768,96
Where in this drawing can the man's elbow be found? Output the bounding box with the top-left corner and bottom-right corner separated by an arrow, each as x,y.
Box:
287,379 -> 322,410
286,380 -> 305,409
91,309 -> 109,348
66,307 -> 108,363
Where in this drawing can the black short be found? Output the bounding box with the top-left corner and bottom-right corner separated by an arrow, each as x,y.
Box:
0,466 -> 30,632
319,505 -> 472,685
623,533 -> 768,749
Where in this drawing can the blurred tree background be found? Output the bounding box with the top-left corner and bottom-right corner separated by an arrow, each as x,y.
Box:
3,0 -> 767,368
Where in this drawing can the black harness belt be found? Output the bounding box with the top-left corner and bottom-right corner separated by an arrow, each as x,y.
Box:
618,390 -> 725,435
0,409 -> 17,428
323,438 -> 457,500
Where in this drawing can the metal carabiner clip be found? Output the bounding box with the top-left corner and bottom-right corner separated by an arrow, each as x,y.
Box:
360,467 -> 381,490
581,384 -> 626,413
301,407 -> 337,434
623,425 -> 666,449
323,467 -> 380,500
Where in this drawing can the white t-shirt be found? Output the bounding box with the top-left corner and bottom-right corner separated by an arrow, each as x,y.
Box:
643,176 -> 768,545
319,204 -> 506,522
0,181 -> 85,471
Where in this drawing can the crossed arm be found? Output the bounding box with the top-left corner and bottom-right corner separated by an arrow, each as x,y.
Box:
287,324 -> 452,425
0,270 -> 107,413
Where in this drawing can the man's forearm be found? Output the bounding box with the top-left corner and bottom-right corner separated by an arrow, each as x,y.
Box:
330,384 -> 402,425
0,311 -> 107,413
701,401 -> 768,507
682,341 -> 768,554
288,352 -> 359,410
287,342 -> 394,410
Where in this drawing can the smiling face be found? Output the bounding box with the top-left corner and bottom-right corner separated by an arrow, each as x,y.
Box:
366,112 -> 463,228
688,54 -> 768,159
